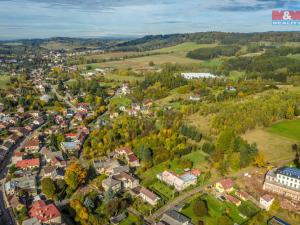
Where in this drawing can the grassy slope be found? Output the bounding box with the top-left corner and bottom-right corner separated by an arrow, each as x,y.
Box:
83,42 -> 216,70
267,119 -> 300,141
242,128 -> 295,163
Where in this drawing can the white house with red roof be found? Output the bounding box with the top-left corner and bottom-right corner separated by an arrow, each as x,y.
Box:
115,147 -> 139,167
226,194 -> 241,206
29,200 -> 61,224
24,138 -> 40,152
215,178 -> 234,193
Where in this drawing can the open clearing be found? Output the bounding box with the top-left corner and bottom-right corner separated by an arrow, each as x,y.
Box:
0,75 -> 10,89
81,42 -> 220,70
267,119 -> 300,141
242,128 -> 295,163
85,53 -> 202,70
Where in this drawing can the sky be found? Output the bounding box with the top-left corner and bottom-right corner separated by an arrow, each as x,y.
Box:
0,0 -> 300,40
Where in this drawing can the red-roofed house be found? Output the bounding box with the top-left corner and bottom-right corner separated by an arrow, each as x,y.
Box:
115,147 -> 139,167
191,169 -> 201,177
24,139 -> 40,152
29,200 -> 61,224
216,178 -> 234,193
115,147 -> 133,155
64,133 -> 79,140
16,158 -> 40,170
226,194 -> 241,206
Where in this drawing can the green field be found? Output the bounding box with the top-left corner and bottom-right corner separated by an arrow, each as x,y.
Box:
182,194 -> 253,225
140,150 -> 207,186
85,53 -> 202,70
0,75 -> 10,89
119,214 -> 140,225
267,119 -> 300,141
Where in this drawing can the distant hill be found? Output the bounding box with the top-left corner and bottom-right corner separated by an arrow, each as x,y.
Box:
1,32 -> 300,54
115,32 -> 300,51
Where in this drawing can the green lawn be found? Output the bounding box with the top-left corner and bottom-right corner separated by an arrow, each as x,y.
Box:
110,96 -> 133,107
140,150 -> 208,186
0,75 -> 10,89
267,119 -> 300,141
182,194 -> 248,225
119,214 -> 140,225
150,181 -> 175,201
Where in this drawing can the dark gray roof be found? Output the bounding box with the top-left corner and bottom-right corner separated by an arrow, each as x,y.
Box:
161,210 -> 191,225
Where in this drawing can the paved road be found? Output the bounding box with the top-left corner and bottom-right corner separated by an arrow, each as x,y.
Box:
0,122 -> 47,225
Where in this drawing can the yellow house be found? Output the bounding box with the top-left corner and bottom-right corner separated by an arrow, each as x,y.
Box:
216,178 -> 234,193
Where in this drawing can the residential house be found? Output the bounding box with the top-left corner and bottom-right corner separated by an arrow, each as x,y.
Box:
215,178 -> 234,193
7,134 -> 21,145
139,187 -> 160,206
236,190 -> 250,201
263,167 -> 300,201
143,99 -> 153,108
61,141 -> 80,153
115,147 -> 139,167
189,95 -> 201,101
157,171 -> 197,191
29,200 -> 61,224
41,166 -> 57,177
110,213 -> 127,225
181,72 -> 216,79
102,177 -> 122,192
32,117 -> 44,127
40,147 -> 64,166
6,175 -> 36,195
24,138 -> 40,152
226,194 -> 241,206
12,151 -> 25,164
51,167 -> 65,180
16,158 -> 40,170
160,210 -> 193,225
260,194 -> 274,211
114,172 -> 139,189
93,158 -> 121,175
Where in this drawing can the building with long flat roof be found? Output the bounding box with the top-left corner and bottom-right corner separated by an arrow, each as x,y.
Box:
263,167 -> 300,201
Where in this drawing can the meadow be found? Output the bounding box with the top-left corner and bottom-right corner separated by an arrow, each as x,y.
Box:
267,119 -> 300,141
181,194 -> 257,225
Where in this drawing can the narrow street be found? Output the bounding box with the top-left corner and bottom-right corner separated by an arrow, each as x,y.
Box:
0,122 -> 48,225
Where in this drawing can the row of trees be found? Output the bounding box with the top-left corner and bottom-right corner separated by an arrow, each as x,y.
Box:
202,129 -> 259,174
187,45 -> 240,60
